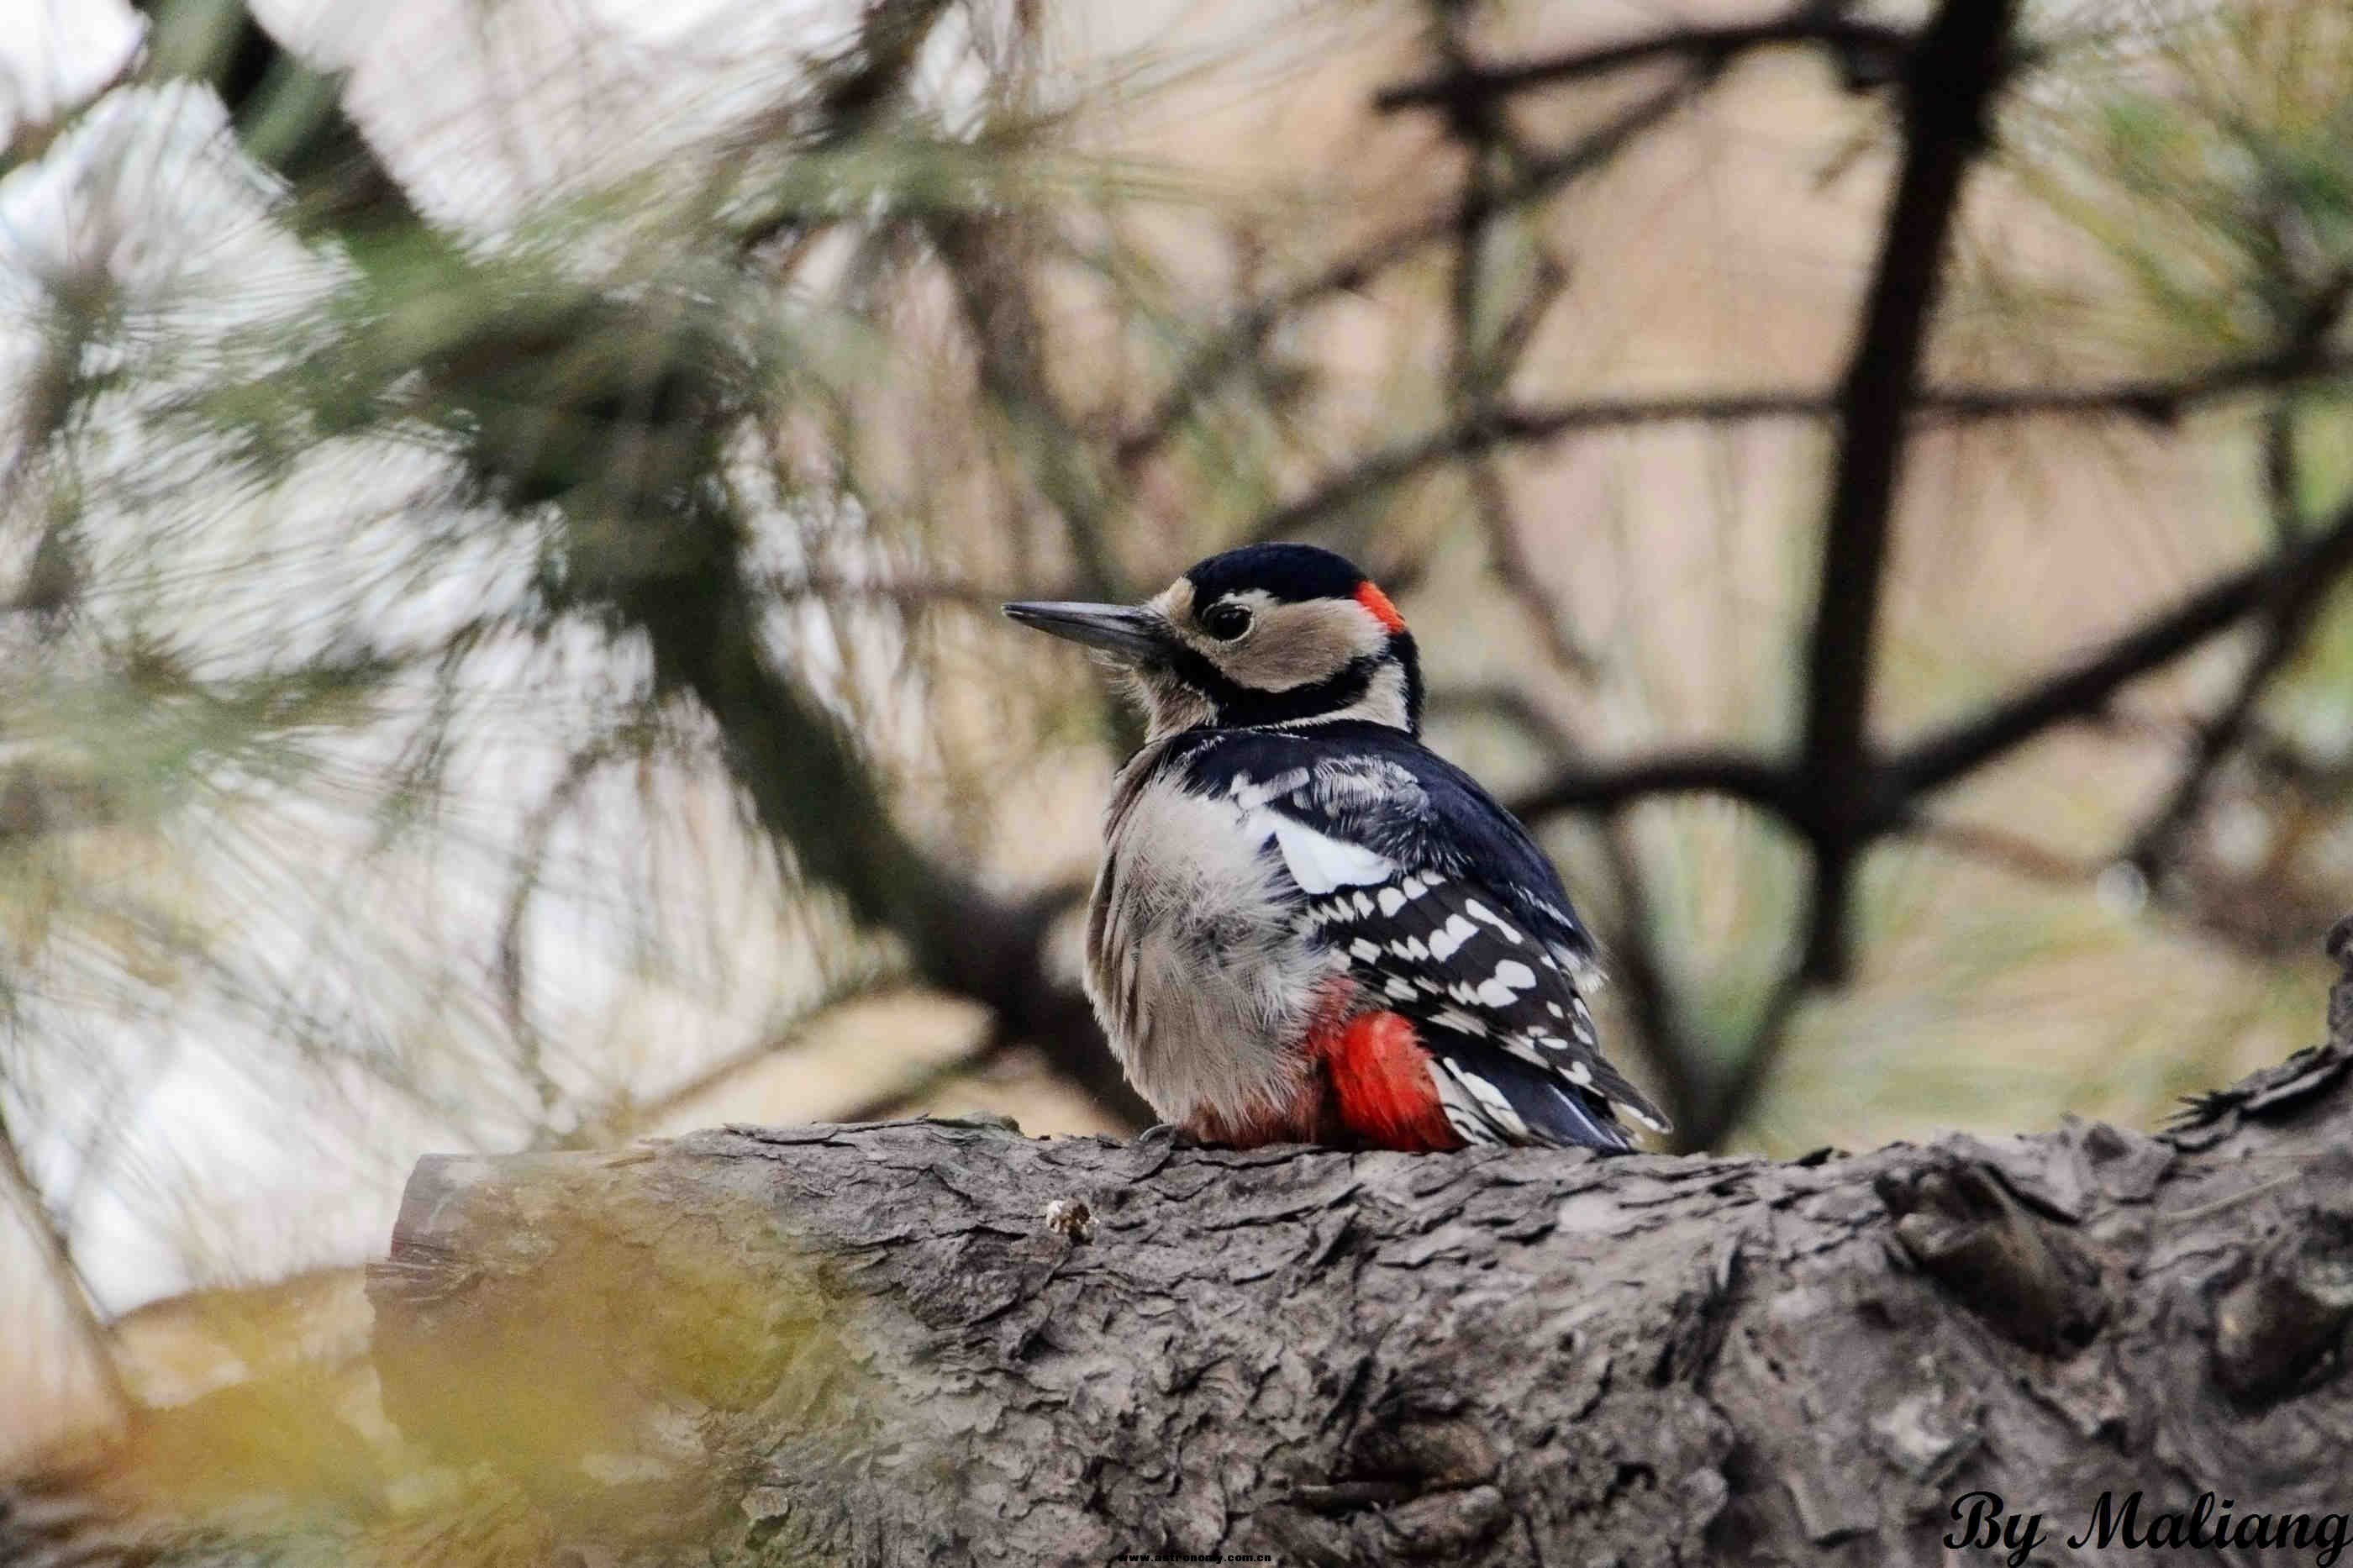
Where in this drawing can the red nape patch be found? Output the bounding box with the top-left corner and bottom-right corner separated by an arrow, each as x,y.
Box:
1354,580 -> 1408,635
1314,1011 -> 1462,1152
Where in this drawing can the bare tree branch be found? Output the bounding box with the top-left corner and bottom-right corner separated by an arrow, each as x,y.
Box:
1118,76 -> 1695,477
930,215 -> 1129,602
1374,13 -> 1920,114
1427,3 -> 1598,679
1913,349 -> 2353,420
1906,817 -> 2099,886
358,1011 -> 2353,1565
1245,348 -> 2353,543
1792,0 -> 2015,983
2121,577 -> 2334,881
1498,484 -> 2353,1144
1887,485 -> 2353,802
1503,496 -> 2353,853
2118,271 -> 2353,878
730,0 -> 959,254
1240,392 -> 1817,542
1507,750 -> 1798,819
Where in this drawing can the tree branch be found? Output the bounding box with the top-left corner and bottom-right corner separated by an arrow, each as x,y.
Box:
1507,750 -> 1797,819
1910,349 -> 2353,421
1241,345 -> 2353,542
1427,3 -> 1598,679
1118,76 -> 1695,477
1499,485 -> 2353,1144
1907,817 -> 2098,886
2118,273 -> 2353,878
2120,571 -> 2335,881
1887,486 -> 2353,801
729,0 -> 959,254
1376,13 -> 1919,114
1590,817 -> 1708,1140
1793,0 -> 2015,983
354,989 -> 2353,1565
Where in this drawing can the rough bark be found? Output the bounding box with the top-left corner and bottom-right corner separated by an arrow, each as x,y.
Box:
346,929 -> 2353,1566
7,929 -> 2349,1568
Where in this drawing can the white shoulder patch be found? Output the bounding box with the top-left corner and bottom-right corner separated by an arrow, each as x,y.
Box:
1267,815 -> 1394,894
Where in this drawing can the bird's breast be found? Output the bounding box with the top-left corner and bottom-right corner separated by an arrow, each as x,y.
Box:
1084,779 -> 1336,1128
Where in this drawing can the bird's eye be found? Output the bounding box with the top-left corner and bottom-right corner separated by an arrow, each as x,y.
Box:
1200,600 -> 1254,641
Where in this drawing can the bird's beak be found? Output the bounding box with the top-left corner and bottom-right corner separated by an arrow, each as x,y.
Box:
1002,601 -> 1172,664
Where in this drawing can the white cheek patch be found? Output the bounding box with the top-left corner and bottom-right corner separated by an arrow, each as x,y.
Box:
1224,597 -> 1388,692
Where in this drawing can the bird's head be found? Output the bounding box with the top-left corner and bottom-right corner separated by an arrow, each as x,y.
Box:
1006,543 -> 1420,741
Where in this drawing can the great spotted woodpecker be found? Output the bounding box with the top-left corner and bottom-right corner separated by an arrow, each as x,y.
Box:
1005,543 -> 1666,1153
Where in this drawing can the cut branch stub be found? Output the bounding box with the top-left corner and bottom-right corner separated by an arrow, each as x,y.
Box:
2212,1208 -> 2353,1407
2169,1039 -> 2353,1150
1877,1160 -> 2106,1356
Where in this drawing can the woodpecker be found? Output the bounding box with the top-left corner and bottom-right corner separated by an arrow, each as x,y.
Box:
1005,544 -> 1667,1153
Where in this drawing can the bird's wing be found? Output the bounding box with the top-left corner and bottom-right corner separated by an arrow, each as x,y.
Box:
1189,727 -> 1668,1150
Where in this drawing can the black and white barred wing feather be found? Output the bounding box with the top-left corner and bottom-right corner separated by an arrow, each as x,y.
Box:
1213,734 -> 1669,1150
